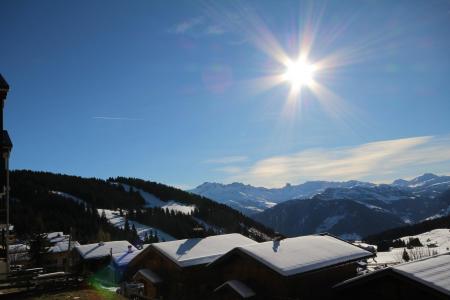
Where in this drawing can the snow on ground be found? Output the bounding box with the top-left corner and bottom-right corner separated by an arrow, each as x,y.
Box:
368,228 -> 450,269
119,183 -> 196,214
423,205 -> 450,221
399,228 -> 450,250
192,217 -> 223,234
120,183 -> 166,207
50,191 -> 86,205
316,215 -> 346,233
161,201 -> 196,214
99,209 -> 175,242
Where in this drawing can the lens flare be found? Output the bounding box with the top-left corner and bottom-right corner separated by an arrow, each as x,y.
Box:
282,59 -> 316,89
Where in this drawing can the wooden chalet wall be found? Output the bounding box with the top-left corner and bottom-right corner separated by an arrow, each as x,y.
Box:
210,250 -> 359,300
335,270 -> 449,300
125,247 -> 217,300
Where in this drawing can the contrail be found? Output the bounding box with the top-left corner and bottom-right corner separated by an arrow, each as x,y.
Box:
92,116 -> 144,121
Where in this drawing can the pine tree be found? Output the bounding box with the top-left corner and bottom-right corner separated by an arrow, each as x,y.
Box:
402,248 -> 410,262
28,233 -> 50,267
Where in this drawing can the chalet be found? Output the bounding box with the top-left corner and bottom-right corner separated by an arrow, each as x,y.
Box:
208,234 -> 374,300
8,243 -> 29,267
334,252 -> 450,300
110,244 -> 149,282
126,233 -> 257,300
74,241 -> 137,273
8,232 -> 79,271
44,232 -> 80,271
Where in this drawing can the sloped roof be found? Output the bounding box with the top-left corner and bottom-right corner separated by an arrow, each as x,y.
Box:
49,240 -> 80,253
1,131 -> 12,151
215,235 -> 373,277
75,241 -> 137,260
152,233 -> 256,268
112,248 -> 145,267
215,280 -> 256,298
9,243 -> 29,254
46,232 -> 64,240
0,74 -> 9,92
392,253 -> 450,296
334,252 -> 450,297
133,268 -> 162,284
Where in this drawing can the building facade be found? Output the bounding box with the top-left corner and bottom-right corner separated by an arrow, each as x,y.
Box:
209,234 -> 374,300
0,74 -> 12,275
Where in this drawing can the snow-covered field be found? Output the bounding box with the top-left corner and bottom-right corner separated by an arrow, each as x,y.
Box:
368,228 -> 450,269
98,209 -> 175,242
192,217 -> 223,234
50,191 -> 86,205
119,183 -> 196,214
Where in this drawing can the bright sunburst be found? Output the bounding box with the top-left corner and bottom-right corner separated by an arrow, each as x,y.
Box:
282,59 -> 316,89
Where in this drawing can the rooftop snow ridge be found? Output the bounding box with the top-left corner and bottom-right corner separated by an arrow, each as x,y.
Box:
392,252 -> 450,295
222,234 -> 373,277
75,241 -> 137,260
151,233 -> 257,267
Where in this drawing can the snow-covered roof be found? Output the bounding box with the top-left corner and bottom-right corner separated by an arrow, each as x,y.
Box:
112,248 -> 144,267
49,240 -> 80,253
392,253 -> 450,296
215,280 -> 256,298
46,232 -> 64,240
9,251 -> 30,262
75,241 -> 137,260
133,268 -> 162,284
152,233 -> 256,268
226,235 -> 373,277
335,252 -> 450,296
8,243 -> 29,254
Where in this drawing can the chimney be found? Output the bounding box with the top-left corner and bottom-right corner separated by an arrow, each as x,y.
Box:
128,245 -> 133,253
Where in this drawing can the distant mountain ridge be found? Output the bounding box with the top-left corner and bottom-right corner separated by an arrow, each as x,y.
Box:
191,174 -> 450,215
191,180 -> 374,215
191,174 -> 450,239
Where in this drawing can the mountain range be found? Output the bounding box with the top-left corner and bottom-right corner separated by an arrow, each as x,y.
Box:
191,173 -> 450,239
190,180 -> 375,214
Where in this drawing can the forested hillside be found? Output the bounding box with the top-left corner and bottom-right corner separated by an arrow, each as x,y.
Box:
365,190 -> 450,250
10,170 -> 274,244
110,177 -> 272,236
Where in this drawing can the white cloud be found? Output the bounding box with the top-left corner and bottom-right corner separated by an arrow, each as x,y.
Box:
168,17 -> 225,36
226,135 -> 450,187
169,17 -> 204,34
204,25 -> 225,35
204,155 -> 248,164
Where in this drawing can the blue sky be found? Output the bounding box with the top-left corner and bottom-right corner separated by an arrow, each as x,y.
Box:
1,0 -> 450,188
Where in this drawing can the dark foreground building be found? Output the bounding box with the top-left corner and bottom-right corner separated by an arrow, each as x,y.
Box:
209,234 -> 374,300
0,74 -> 12,274
335,252 -> 450,300
126,233 -> 256,300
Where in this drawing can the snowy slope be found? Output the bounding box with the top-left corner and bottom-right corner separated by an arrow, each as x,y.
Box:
50,190 -> 86,205
99,209 -> 175,242
51,190 -> 175,241
368,229 -> 450,268
392,173 -> 450,198
315,185 -> 413,202
119,183 -> 196,214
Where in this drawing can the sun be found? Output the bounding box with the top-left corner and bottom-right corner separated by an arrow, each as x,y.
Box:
282,59 -> 316,89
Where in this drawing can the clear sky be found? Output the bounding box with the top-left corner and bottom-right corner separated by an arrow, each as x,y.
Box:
1,0 -> 450,188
